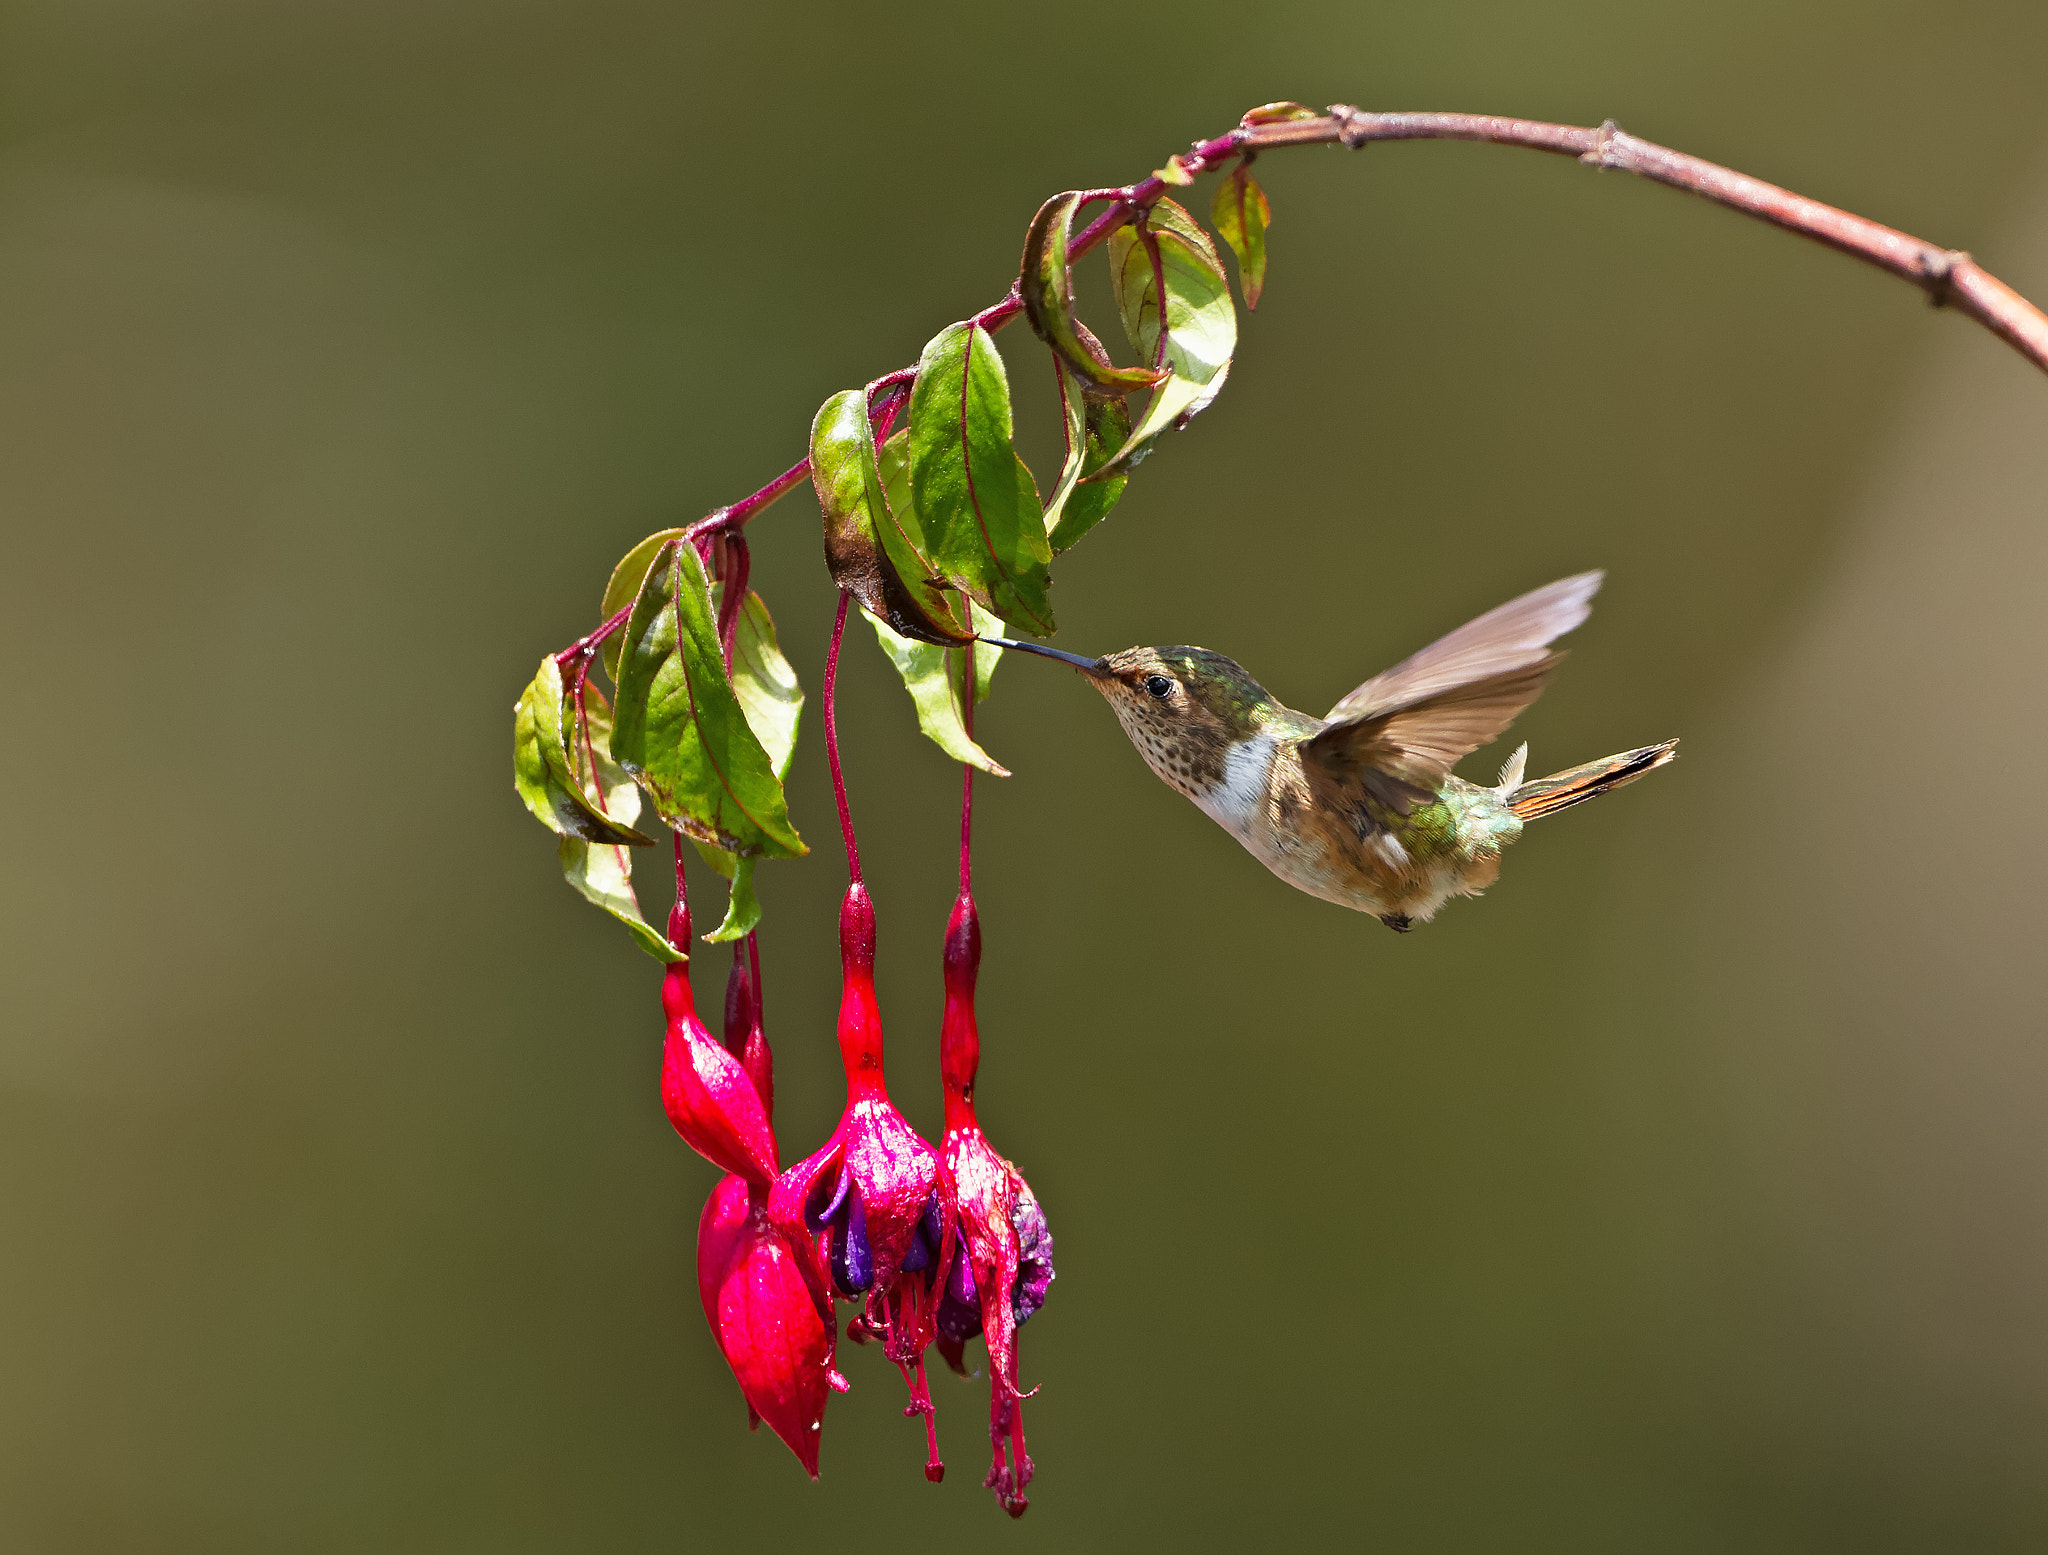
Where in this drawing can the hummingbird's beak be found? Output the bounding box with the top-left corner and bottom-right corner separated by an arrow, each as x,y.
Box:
979,637 -> 1106,675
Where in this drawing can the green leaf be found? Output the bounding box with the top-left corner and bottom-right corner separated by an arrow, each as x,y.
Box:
1097,361 -> 1231,479
906,323 -> 1056,638
727,588 -> 802,781
864,600 -> 1009,776
1107,200 -> 1234,380
599,528 -> 686,682
877,422 -> 914,511
1100,199 -> 1238,476
1020,191 -> 1165,393
692,584 -> 806,914
970,617 -> 1001,705
560,837 -> 683,961
611,538 -> 807,860
1210,163 -> 1272,309
557,685 -> 683,963
1044,356 -> 1134,553
701,855 -> 762,943
811,389 -> 967,644
513,656 -> 656,846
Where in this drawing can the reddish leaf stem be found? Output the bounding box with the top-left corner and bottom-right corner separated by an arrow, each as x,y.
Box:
553,463 -> 799,670
867,368 -> 918,401
823,591 -> 862,885
714,533 -> 750,673
868,381 -> 912,449
1140,224 -> 1169,371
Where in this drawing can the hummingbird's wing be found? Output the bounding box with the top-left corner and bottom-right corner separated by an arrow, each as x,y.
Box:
1304,657 -> 1567,813
1304,572 -> 1601,815
1324,571 -> 1602,723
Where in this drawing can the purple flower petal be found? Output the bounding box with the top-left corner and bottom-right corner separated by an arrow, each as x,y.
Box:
804,1161 -> 851,1233
946,1237 -> 977,1306
829,1184 -> 872,1295
1009,1184 -> 1054,1327
937,1286 -> 982,1346
900,1190 -> 941,1273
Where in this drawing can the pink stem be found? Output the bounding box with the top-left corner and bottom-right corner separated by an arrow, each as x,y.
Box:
1140,222 -> 1169,370
554,603 -> 633,669
868,382 -> 911,450
959,626 -> 975,895
867,368 -> 917,401
557,459 -> 812,669
823,591 -> 862,885
714,533 -> 750,672
666,831 -> 690,951
682,456 -> 812,549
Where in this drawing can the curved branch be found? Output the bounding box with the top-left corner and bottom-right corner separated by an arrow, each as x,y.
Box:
1309,108 -> 2048,374
581,99 -> 2046,645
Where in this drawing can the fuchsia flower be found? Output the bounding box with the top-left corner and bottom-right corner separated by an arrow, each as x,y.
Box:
768,882 -> 957,1481
663,908 -> 841,1476
933,890 -> 1055,1517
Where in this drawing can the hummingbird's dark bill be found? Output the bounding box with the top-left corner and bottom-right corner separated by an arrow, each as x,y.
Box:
980,637 -> 1105,673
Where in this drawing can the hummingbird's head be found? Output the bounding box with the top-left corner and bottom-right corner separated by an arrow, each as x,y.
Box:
980,637 -> 1277,796
1087,646 -> 1275,798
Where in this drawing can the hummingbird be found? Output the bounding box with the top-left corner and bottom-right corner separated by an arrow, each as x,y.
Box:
987,571 -> 1676,932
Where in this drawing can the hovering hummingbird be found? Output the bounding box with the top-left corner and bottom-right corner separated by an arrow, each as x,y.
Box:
987,571 -> 1675,932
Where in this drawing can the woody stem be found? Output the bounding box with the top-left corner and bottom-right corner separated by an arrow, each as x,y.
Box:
1309,108 -> 2048,372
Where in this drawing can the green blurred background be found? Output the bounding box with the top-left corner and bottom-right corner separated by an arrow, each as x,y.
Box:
5,0 -> 2047,1549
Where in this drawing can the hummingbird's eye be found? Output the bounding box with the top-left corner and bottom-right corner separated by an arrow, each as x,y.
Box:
1143,674 -> 1174,700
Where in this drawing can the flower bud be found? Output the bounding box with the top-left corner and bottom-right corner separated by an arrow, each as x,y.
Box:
661,963 -> 778,1189
721,939 -> 773,1125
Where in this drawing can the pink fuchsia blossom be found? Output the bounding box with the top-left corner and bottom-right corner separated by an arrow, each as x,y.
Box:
934,889 -> 1055,1517
768,883 -> 957,1481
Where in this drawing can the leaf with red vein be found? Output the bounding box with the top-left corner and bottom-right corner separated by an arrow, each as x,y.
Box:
905,323 -> 1056,638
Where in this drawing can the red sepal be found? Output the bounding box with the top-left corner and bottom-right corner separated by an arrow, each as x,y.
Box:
697,1175 -> 838,1478
660,964 -> 778,1188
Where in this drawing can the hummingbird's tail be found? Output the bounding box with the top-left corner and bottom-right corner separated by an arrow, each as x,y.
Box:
1507,739 -> 1678,820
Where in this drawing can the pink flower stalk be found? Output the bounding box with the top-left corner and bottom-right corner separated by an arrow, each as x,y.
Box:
768,882 -> 957,1482
934,889 -> 1055,1517
695,937 -> 843,1477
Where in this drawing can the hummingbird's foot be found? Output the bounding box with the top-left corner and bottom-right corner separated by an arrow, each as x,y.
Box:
1378,913 -> 1413,934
